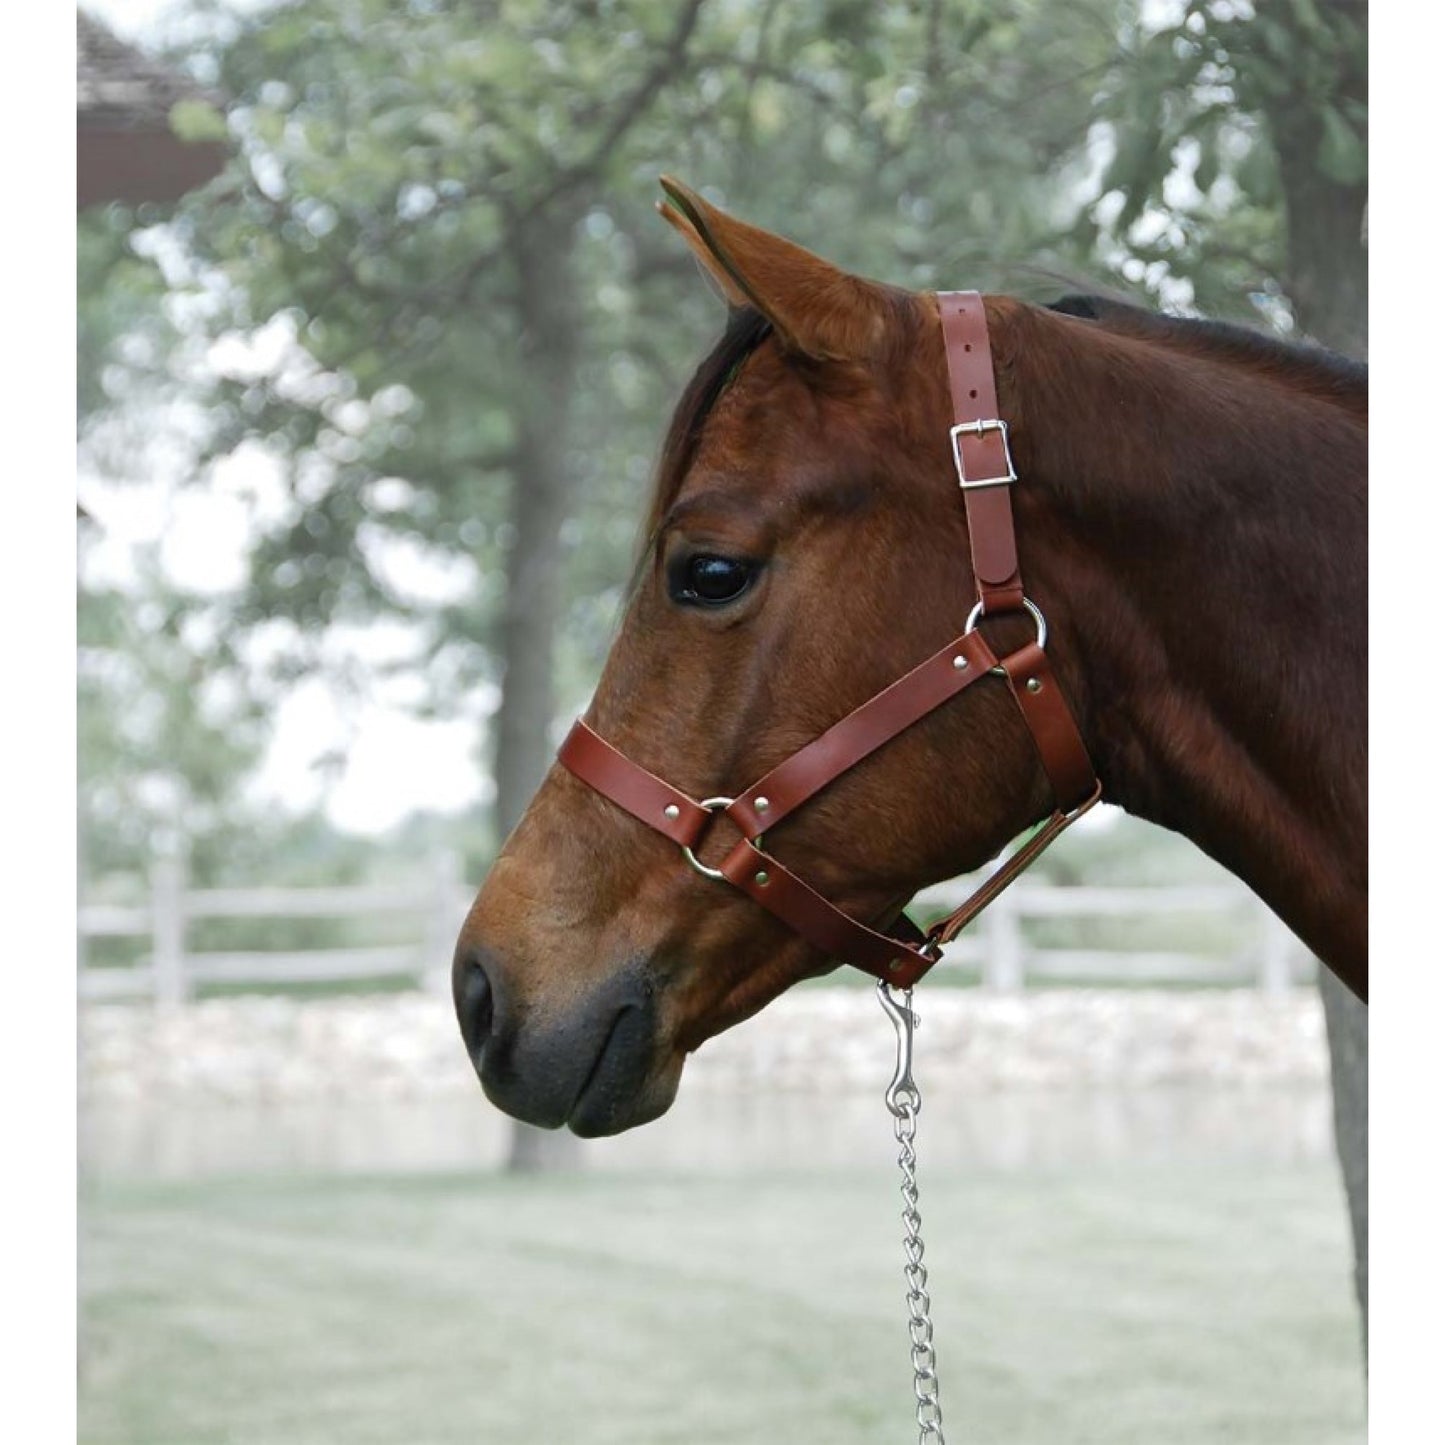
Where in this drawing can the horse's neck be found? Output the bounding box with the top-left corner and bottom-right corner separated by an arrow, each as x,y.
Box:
1006,306 -> 1368,992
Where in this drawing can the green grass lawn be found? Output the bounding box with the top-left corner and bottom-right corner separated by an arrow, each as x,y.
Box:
79,1163 -> 1365,1444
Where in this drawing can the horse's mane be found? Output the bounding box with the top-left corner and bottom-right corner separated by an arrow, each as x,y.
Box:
640,290 -> 1367,560
1046,293 -> 1367,402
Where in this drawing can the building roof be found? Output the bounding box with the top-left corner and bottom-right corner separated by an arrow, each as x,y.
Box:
77,10 -> 229,207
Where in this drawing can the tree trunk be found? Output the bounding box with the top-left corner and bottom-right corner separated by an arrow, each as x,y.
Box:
1318,965 -> 1367,1355
1256,0 -> 1368,360
496,210 -> 585,1173
1253,0 -> 1367,1359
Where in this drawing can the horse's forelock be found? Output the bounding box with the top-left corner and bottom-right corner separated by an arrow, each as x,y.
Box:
636,307 -> 774,566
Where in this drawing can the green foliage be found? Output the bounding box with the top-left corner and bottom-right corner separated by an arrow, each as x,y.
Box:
1316,103 -> 1366,186
162,0 -> 1128,704
77,570 -> 263,884
77,210 -> 173,425
1086,0 -> 1366,325
168,97 -> 228,143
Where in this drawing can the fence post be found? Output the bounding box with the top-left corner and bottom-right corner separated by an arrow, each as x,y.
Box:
150,852 -> 188,1007
982,888 -> 1025,991
423,849 -> 466,996
1256,900 -> 1295,996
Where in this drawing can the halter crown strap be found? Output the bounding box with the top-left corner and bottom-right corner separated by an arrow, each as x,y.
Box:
937,291 -> 1024,614
556,289 -> 1100,988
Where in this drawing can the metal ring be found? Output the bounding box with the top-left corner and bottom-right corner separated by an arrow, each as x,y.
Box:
964,595 -> 1048,651
680,796 -> 735,881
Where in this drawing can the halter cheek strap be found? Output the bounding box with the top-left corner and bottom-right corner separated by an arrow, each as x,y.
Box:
557,291 -> 1099,988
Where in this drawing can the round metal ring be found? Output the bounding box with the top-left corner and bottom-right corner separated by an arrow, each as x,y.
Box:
964,596 -> 1048,651
681,796 -> 735,881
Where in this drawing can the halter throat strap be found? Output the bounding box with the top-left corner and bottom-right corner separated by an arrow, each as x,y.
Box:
556,291 -> 1099,988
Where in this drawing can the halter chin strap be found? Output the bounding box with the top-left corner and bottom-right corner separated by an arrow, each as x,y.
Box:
557,291 -> 1099,988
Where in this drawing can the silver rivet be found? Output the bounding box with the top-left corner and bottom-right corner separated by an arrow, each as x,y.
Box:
1025,677 -> 1042,694
753,796 -> 770,813
754,870 -> 770,886
952,655 -> 967,671
663,803 -> 680,820
888,958 -> 903,972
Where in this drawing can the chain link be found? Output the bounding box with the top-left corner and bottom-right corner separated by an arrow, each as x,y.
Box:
878,982 -> 945,1444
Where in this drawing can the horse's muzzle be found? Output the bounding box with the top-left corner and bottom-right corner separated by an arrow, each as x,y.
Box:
453,943 -> 675,1136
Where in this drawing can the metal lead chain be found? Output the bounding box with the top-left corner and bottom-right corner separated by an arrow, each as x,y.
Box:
878,980 -> 946,1444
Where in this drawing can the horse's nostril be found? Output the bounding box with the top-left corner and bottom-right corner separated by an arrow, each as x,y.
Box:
456,955 -> 494,1055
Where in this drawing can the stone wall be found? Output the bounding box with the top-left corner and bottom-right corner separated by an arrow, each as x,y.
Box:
80,987 -> 1327,1105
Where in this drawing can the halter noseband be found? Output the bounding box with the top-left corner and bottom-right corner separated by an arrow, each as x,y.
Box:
557,292 -> 1100,989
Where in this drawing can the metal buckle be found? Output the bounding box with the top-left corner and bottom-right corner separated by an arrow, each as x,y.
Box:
950,418 -> 1017,490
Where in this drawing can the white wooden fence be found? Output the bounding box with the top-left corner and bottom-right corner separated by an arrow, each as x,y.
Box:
78,851 -> 470,1004
916,877 -> 1307,993
78,851 -> 1309,1004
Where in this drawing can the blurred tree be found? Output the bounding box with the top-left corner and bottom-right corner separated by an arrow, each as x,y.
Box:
1083,0 -> 1369,1352
1085,0 -> 1366,351
78,208 -> 173,425
79,207 -> 381,945
77,562 -> 260,885
79,206 -> 256,896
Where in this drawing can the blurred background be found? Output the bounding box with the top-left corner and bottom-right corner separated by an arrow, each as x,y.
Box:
76,1 -> 1367,1440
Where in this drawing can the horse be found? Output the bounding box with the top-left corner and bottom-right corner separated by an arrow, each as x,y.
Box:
453,176 -> 1367,1139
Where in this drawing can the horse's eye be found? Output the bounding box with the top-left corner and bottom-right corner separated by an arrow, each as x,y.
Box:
670,554 -> 756,607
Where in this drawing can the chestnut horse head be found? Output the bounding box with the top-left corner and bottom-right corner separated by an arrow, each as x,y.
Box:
453,179 -> 1368,1135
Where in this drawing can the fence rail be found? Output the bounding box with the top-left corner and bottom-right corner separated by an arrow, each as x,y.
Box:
79,851 -> 468,1004
915,876 -> 1305,992
78,851 -> 1308,1005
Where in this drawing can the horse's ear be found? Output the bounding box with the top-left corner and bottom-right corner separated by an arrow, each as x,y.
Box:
658,176 -> 895,362
655,198 -> 751,309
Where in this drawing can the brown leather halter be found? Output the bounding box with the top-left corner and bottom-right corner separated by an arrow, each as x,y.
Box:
557,292 -> 1100,989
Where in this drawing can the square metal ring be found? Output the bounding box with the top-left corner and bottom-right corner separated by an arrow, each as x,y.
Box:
950,418 -> 1017,490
